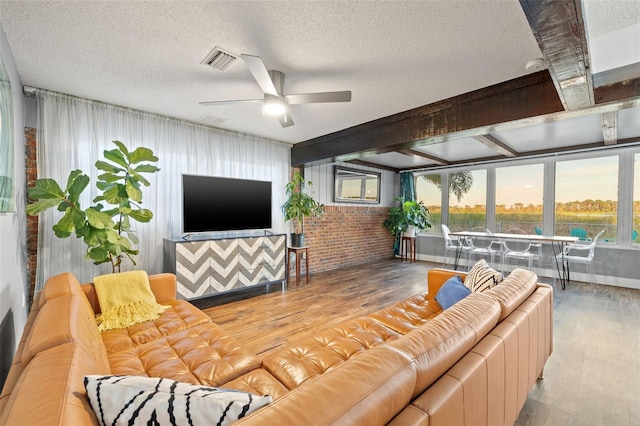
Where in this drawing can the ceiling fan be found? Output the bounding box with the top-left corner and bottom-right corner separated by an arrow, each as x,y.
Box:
200,54 -> 352,128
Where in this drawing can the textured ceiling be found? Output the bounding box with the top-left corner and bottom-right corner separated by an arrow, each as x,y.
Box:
583,0 -> 640,36
1,0 -> 639,172
0,0 -> 543,144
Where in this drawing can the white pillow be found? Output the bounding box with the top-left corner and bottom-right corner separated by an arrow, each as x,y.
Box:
84,375 -> 272,426
464,259 -> 503,292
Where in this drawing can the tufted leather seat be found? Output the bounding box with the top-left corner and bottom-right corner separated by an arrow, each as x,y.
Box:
262,316 -> 401,389
369,292 -> 443,334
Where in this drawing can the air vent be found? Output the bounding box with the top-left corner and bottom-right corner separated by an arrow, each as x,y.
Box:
201,46 -> 239,72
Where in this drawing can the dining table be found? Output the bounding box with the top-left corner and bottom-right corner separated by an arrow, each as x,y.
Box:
449,230 -> 579,290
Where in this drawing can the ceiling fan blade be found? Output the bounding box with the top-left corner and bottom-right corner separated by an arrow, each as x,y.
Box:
285,91 -> 351,105
278,112 -> 294,128
241,54 -> 278,96
199,99 -> 262,106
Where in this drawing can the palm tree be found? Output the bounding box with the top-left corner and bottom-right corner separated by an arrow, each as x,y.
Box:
421,171 -> 473,202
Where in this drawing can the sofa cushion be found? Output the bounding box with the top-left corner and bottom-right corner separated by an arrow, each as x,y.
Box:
93,271 -> 169,331
435,275 -> 470,309
221,368 -> 290,401
369,293 -> 442,334
105,313 -> 262,387
84,375 -> 271,426
263,316 -> 400,390
464,259 -> 502,292
100,300 -> 212,351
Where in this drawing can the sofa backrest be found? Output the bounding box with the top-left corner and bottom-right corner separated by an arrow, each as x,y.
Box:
237,345 -> 417,425
81,272 -> 177,314
483,268 -> 538,321
389,291 -> 501,399
0,273 -> 110,426
427,268 -> 469,296
0,291 -> 43,414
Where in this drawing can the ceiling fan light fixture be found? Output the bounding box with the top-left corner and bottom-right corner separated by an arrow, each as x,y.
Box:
263,95 -> 286,116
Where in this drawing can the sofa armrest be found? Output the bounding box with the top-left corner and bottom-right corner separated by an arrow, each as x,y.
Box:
148,273 -> 177,303
427,268 -> 468,297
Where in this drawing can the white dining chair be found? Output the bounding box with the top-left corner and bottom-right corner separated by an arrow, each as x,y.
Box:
502,228 -> 543,276
553,229 -> 605,291
441,224 -> 473,270
467,228 -> 506,272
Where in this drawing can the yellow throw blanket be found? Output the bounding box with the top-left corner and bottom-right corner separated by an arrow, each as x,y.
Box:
94,271 -> 169,332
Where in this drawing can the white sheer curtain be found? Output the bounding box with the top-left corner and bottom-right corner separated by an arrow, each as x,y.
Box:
34,90 -> 290,289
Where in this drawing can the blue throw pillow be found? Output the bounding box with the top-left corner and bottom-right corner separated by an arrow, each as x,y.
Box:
435,275 -> 471,309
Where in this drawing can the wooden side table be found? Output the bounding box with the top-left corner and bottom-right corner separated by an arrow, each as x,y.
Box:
287,246 -> 309,286
401,236 -> 416,263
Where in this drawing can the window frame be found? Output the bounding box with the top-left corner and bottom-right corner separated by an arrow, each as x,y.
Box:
412,145 -> 640,248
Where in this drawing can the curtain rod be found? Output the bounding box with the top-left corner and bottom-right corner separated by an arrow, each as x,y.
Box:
23,85 -> 293,148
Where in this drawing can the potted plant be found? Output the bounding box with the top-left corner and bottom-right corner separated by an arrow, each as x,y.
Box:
384,197 -> 431,237
26,140 -> 160,273
282,171 -> 324,247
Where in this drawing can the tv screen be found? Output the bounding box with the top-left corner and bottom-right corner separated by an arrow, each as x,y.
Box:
182,174 -> 272,234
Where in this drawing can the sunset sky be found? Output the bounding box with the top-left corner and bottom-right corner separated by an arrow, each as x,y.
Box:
417,155 -> 630,208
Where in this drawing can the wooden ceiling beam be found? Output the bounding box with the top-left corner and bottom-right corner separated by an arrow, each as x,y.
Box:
473,134 -> 519,157
345,160 -> 399,173
292,1 -> 640,169
404,136 -> 640,172
292,70 -> 563,166
397,149 -> 450,166
519,0 -> 593,111
594,77 -> 640,104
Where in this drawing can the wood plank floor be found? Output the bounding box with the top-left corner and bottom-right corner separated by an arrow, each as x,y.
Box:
202,259 -> 640,425
203,259 -> 429,357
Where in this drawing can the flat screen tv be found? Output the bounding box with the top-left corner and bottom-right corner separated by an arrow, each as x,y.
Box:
182,174 -> 272,234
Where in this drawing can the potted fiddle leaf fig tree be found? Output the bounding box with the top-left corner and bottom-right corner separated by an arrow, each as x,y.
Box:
384,197 -> 431,237
282,171 -> 324,247
26,140 -> 160,273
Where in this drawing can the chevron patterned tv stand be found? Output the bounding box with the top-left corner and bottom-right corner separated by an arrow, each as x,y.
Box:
163,234 -> 286,301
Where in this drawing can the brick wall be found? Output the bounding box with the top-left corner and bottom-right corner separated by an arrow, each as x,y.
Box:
301,205 -> 395,274
25,128 -> 37,305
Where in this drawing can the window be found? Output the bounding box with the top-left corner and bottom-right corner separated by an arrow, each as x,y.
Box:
415,173 -> 442,233
634,153 -> 640,246
555,156 -> 618,241
0,56 -> 14,212
448,170 -> 486,232
334,166 -> 381,204
496,164 -> 543,234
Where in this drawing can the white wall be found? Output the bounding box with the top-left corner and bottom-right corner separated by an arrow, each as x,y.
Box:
0,21 -> 27,386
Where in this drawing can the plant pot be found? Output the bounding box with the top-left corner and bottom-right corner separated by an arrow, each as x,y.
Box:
403,225 -> 417,238
291,233 -> 305,247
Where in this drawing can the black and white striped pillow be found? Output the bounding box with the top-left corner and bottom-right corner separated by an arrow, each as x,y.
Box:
464,259 -> 503,292
84,375 -> 271,426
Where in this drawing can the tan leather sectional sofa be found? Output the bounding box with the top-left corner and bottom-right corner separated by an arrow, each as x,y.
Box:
0,267 -> 552,425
